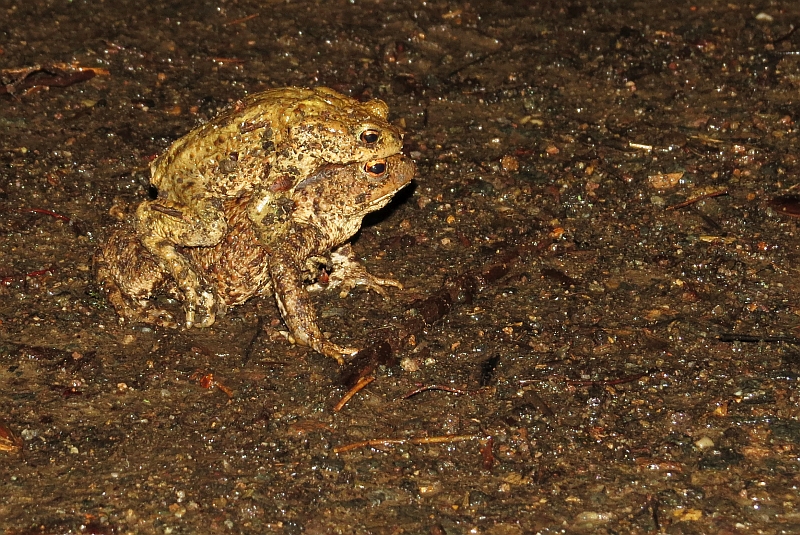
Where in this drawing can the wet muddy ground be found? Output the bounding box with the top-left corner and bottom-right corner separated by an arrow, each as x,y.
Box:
3,0 -> 800,533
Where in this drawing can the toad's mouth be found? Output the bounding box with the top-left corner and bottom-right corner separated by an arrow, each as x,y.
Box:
352,182 -> 412,217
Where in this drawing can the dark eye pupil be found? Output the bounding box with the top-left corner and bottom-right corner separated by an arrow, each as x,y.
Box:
361,130 -> 380,144
365,161 -> 386,175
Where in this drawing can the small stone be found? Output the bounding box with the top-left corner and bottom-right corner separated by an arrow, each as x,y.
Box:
501,154 -> 519,172
694,436 -> 714,450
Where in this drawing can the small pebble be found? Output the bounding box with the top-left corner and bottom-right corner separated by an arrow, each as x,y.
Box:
694,436 -> 714,450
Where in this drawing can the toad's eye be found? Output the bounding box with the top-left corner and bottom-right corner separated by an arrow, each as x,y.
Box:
360,129 -> 380,144
364,159 -> 387,177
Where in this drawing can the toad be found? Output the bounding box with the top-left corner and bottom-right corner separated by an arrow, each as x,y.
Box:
136,87 -> 405,328
95,154 -> 415,363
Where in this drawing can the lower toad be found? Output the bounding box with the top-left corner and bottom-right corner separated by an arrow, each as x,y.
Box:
95,154 -> 415,363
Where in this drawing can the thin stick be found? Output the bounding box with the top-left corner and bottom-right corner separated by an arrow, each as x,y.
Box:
718,333 -> 800,344
334,434 -> 480,454
567,372 -> 649,387
333,375 -> 375,412
666,189 -> 728,210
224,13 -> 259,26
402,384 -> 478,399
242,315 -> 266,366
24,208 -> 71,222
772,24 -> 798,44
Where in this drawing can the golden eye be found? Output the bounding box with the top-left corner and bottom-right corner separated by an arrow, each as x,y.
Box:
364,159 -> 387,176
360,129 -> 380,144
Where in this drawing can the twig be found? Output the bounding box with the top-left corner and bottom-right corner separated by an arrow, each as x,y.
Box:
0,423 -> 21,453
666,189 -> 728,210
447,48 -> 507,83
768,195 -> 800,218
334,434 -> 481,454
628,142 -> 653,151
566,371 -> 650,387
647,493 -> 661,531
242,315 -> 266,366
224,13 -> 259,26
24,208 -> 71,222
333,375 -> 375,412
1,267 -> 55,286
718,333 -> 800,344
1,64 -> 108,96
401,384 -> 484,399
771,24 -> 798,44
212,58 -> 246,65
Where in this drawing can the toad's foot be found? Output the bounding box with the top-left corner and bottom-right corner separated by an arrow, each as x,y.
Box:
282,322 -> 357,366
317,340 -> 358,366
311,244 -> 402,298
183,287 -> 217,328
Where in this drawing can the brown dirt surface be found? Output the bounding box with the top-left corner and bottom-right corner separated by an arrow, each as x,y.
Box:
3,1 -> 800,533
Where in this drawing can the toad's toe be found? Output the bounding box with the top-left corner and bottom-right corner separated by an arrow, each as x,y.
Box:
185,289 -> 217,328
320,341 -> 358,365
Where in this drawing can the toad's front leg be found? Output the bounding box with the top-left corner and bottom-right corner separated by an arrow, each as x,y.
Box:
312,243 -> 403,298
94,228 -> 177,328
135,197 -> 225,328
268,231 -> 358,365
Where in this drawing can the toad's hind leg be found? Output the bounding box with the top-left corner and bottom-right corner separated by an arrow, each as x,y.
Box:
271,255 -> 357,365
268,230 -> 358,365
135,197 -> 226,328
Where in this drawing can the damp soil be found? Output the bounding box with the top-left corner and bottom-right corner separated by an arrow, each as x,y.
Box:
3,1 -> 800,533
